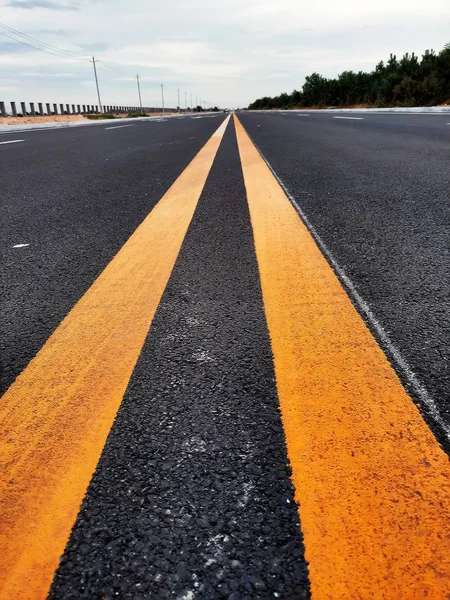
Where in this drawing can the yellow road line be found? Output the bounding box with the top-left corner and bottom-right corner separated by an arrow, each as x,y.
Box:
234,114 -> 450,599
0,115 -> 231,600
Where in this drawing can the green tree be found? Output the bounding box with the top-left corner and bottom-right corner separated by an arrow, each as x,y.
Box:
248,43 -> 450,109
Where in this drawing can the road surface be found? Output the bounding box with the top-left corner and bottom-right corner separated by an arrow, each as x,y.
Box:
1,111 -> 449,599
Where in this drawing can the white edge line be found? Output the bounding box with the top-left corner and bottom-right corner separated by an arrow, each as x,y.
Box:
12,243 -> 29,248
244,131 -> 450,442
104,124 -> 135,130
0,139 -> 25,145
333,116 -> 364,120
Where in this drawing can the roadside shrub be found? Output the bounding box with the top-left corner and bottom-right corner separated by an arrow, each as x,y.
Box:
86,113 -> 116,120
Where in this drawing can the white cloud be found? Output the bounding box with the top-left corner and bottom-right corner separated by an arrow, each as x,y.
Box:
0,0 -> 448,107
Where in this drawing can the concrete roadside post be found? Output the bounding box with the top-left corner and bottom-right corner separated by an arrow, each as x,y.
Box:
30,102 -> 36,116
38,103 -> 44,116
21,102 -> 26,116
11,101 -> 17,116
0,101 -> 6,117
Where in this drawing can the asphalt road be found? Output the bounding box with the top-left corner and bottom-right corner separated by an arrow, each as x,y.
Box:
237,110 -> 450,441
1,111 -> 449,599
1,114 -> 224,393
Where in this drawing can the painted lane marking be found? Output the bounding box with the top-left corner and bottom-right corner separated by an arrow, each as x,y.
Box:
297,114 -> 310,117
104,124 -> 134,130
234,114 -> 450,599
254,143 -> 450,440
212,117 -> 230,138
333,116 -> 364,120
12,244 -> 29,248
0,139 -> 24,145
0,114 -> 231,600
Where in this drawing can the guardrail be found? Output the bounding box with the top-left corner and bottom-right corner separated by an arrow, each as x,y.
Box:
0,101 -> 178,117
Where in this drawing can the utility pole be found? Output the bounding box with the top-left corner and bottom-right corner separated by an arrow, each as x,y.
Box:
190,94 -> 192,110
91,56 -> 102,113
161,83 -> 165,113
136,74 -> 142,112
177,88 -> 180,112
195,95 -> 197,108
185,92 -> 187,111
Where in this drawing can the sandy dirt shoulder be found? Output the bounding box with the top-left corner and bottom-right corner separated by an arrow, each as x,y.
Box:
0,112 -> 178,126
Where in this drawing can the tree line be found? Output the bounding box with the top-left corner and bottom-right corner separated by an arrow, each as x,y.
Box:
248,44 -> 450,109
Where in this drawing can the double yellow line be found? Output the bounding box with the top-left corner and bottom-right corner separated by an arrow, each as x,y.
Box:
1,113 -> 449,599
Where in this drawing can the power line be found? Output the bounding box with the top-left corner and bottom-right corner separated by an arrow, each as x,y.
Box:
96,60 -> 134,79
0,21 -> 202,111
0,21 -> 131,82
0,30 -> 86,61
0,21 -> 89,59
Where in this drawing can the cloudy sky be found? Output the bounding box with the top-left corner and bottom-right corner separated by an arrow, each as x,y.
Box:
0,0 -> 449,108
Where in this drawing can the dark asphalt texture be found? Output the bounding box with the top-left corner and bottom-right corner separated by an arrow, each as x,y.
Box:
0,115 -> 224,393
49,120 -> 310,599
2,110 -> 449,597
238,110 -> 450,444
